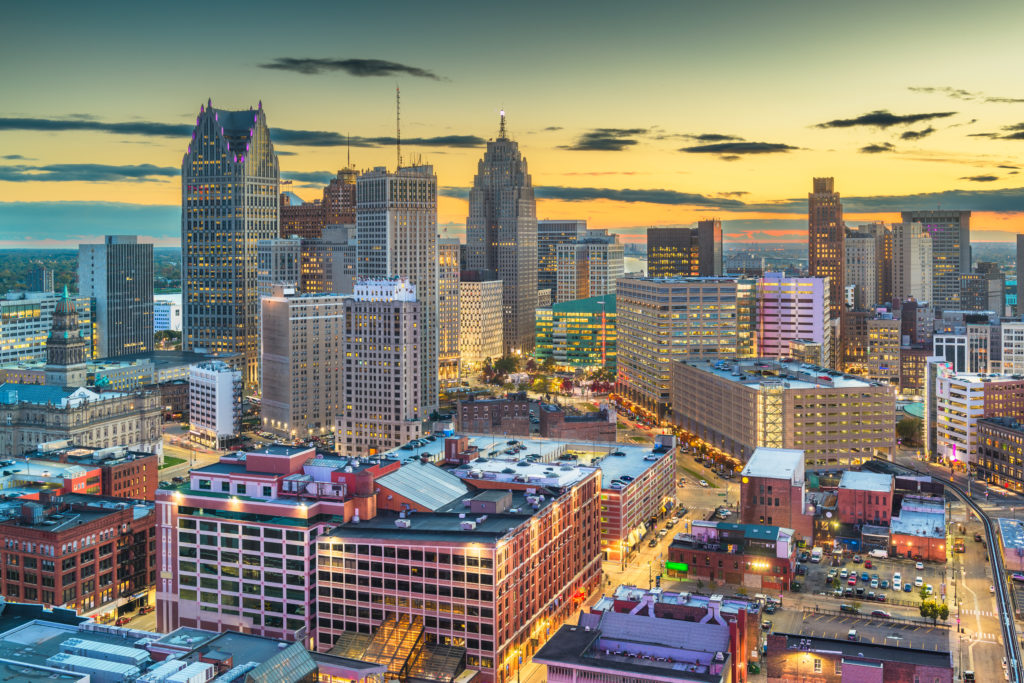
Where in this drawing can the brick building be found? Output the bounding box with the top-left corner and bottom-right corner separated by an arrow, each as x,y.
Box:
890,495 -> 946,562
766,632 -> 952,682
456,393 -> 531,436
977,416 -> 1024,493
836,470 -> 894,526
0,492 -> 156,622
537,402 -> 616,442
738,448 -> 813,541
668,520 -> 796,591
29,441 -> 158,500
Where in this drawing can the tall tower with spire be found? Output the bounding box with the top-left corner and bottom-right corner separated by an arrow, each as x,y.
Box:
466,111 -> 538,354
45,287 -> 88,387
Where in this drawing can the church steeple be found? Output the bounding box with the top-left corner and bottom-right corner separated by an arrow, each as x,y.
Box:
45,287 -> 88,388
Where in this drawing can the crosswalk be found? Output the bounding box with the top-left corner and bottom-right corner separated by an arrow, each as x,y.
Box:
961,609 -> 997,617
969,631 -> 1001,642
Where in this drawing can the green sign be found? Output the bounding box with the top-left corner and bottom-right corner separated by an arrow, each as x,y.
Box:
665,561 -> 689,573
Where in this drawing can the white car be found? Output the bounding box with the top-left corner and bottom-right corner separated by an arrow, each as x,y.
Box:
915,561 -> 924,570
699,480 -> 709,487
914,576 -> 924,587
925,584 -> 933,595
990,585 -> 996,594
893,578 -> 902,591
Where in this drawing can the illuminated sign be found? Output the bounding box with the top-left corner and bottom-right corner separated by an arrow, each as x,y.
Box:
665,561 -> 689,573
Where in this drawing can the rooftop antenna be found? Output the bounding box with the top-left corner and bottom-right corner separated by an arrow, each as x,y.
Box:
396,86 -> 402,169
499,108 -> 507,139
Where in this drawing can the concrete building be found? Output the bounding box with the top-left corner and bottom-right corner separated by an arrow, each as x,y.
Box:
188,360 -> 241,449
960,271 -> 1004,313
739,448 -> 813,540
357,165 -> 439,415
27,262 -> 54,292
976,417 -> 1024,493
466,114 -> 539,355
931,369 -> 1024,466
280,192 -> 325,239
182,101 -> 280,391
438,237 -> 461,386
845,223 -> 891,309
899,345 -> 934,398
0,291 -> 93,366
671,358 -> 896,468
256,236 -> 301,297
646,220 -> 723,278
668,520 -> 797,590
78,235 -> 154,358
617,277 -> 752,420
788,338 -> 825,366
459,272 -> 503,368
280,169 -> 358,239
1000,321 -> 1024,377
808,178 -> 844,323
153,299 -> 182,332
756,273 -> 831,363
843,312 -> 901,385
902,210 -> 970,313
555,240 -> 624,303
1018,234 -> 1024,315
256,229 -> 357,299
933,323 -> 991,373
535,295 -> 616,371
537,219 -> 588,292
892,220 -> 934,305
0,492 -> 155,620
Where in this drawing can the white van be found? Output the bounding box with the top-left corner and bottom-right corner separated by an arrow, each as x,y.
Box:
868,548 -> 888,559
810,547 -> 823,563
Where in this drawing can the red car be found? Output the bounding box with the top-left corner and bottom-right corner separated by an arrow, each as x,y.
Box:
847,576 -> 857,586
864,560 -> 873,569
115,616 -> 132,627
139,605 -> 154,615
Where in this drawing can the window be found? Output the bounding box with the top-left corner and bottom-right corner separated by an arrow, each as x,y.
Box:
813,658 -> 822,673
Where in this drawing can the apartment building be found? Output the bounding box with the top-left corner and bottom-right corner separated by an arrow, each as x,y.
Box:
459,273 -> 504,367
188,360 -> 241,449
930,369 -> 1024,466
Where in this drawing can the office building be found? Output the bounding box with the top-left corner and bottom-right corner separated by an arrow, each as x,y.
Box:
1018,235 -> 1024,315
890,495 -> 947,562
807,177 -> 845,322
788,339 -> 826,367
961,271 -> 1004,313
535,295 -> 616,371
78,235 -> 154,358
466,114 -> 539,354
671,358 -> 896,467
646,220 -> 723,277
891,221 -> 933,304
188,360 -> 241,449
1001,321 -> 1024,375
438,237 -> 461,386
280,192 -> 325,239
182,101 -> 279,391
756,273 -> 831,362
280,169 -> 358,239
977,417 -> 1024,493
933,324 -> 991,373
459,272 -> 504,367
901,210 -> 970,313
617,277 -> 749,420
738,448 -> 813,540
931,369 -> 1024,466
0,291 -> 93,366
357,165 -> 439,415
44,287 -> 90,388
845,223 -> 891,309
0,492 -> 155,620
257,229 -> 357,300
668,520 -> 797,590
537,219 -> 588,292
555,240 -> 624,303
153,299 -> 182,332
28,262 -> 54,292
899,344 -> 932,398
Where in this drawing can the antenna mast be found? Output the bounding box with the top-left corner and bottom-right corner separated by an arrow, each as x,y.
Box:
396,86 -> 402,169
499,108 -> 506,139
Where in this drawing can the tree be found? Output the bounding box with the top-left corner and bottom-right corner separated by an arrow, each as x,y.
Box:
897,416 -> 923,447
494,356 -> 519,375
541,357 -> 557,373
919,599 -> 949,625
561,378 -> 574,394
525,358 -> 538,373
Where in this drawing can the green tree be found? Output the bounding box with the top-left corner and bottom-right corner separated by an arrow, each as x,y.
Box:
897,416 -> 923,447
919,599 -> 948,625
494,356 -> 519,375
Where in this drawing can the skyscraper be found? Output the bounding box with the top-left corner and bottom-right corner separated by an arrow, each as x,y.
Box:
44,287 -> 88,388
892,221 -> 933,304
438,237 -> 461,386
466,113 -> 538,355
901,210 -> 970,313
756,273 -> 831,362
555,240 -> 624,302
537,220 -> 588,292
1015,234 -> 1024,315
78,235 -> 154,358
808,178 -> 845,321
844,223 -> 892,309
646,220 -> 723,277
181,100 -> 280,391
27,263 -> 53,293
356,165 -> 439,415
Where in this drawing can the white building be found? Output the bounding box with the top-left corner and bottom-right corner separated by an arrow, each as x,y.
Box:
930,369 -> 1024,466
153,299 -> 182,332
555,241 -> 625,303
459,276 -> 504,367
0,291 -> 93,365
933,324 -> 991,374
756,273 -> 831,362
892,221 -> 933,304
1001,321 -> 1024,375
189,361 -> 241,449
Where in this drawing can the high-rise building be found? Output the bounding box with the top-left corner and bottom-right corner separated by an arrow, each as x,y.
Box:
257,229 -> 357,299
901,210 -> 970,313
555,240 -> 624,302
845,223 -> 891,309
892,221 -> 933,304
466,114 -> 538,354
182,100 -> 280,391
1017,235 -> 1024,315
537,219 -> 588,292
44,287 -> 89,387
280,169 -> 359,239
756,273 -> 831,362
279,193 -> 324,239
459,272 -> 503,367
188,360 -> 241,449
960,271 -> 1003,312
807,178 -> 845,323
322,168 -> 358,226
78,235 -> 154,358
535,295 -> 617,371
357,165 -> 439,415
438,237 -> 461,386
27,262 -> 53,292
617,277 -> 750,419
646,220 -> 723,277
0,291 -> 92,366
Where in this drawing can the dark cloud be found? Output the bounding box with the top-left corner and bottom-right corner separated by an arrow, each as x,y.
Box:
815,109 -> 956,129
900,126 -> 935,140
960,175 -> 999,182
679,141 -> 798,157
909,86 -> 1024,104
282,171 -> 337,184
560,128 -> 647,151
0,116 -> 191,137
2,154 -> 31,160
273,130 -> 485,148
860,143 -> 895,154
0,163 -> 177,183
441,185 -> 746,208
998,165 -> 1019,170
717,191 -> 750,198
968,122 -> 1024,140
275,150 -> 297,156
544,126 -> 563,131
683,133 -> 744,142
259,58 -> 442,80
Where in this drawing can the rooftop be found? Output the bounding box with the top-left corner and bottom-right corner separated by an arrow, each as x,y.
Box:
376,460 -> 469,511
770,610 -> 951,660
541,294 -> 617,314
998,517 -> 1024,551
680,358 -> 883,390
741,448 -> 804,483
0,493 -> 153,533
598,585 -> 756,617
0,383 -> 125,406
838,471 -> 894,493
890,498 -> 945,539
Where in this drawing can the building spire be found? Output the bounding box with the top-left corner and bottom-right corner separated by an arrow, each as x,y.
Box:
498,109 -> 507,140
396,86 -> 402,169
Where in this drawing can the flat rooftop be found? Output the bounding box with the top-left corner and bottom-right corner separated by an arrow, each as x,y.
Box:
597,585 -> 756,617
891,498 -> 945,539
0,494 -> 153,533
770,611 -> 951,660
998,518 -> 1024,551
839,471 -> 893,493
0,620 -> 153,681
680,358 -> 883,390
741,448 -> 804,482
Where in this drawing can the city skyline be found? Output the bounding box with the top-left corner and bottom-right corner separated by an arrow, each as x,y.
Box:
3,0 -> 1024,247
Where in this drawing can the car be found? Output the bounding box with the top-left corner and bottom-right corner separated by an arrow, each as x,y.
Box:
839,604 -> 859,614
860,572 -> 870,582
864,560 -> 873,569
761,619 -> 773,631
914,576 -> 924,587
840,569 -> 849,579
795,565 -> 807,576
848,576 -> 857,586
892,571 -> 901,584
764,604 -> 777,615
915,561 -> 924,570
847,629 -> 858,641
799,551 -> 811,563
870,573 -> 878,581
657,529 -> 668,537
852,555 -> 862,564
870,579 -> 878,589
843,587 -> 854,597
791,581 -> 802,592
833,588 -> 844,598
876,593 -> 886,602
666,520 -> 677,529
115,616 -> 132,627
699,480 -> 708,487
648,539 -> 658,548
904,582 -> 913,592
893,578 -> 901,591
866,591 -> 875,601
871,609 -> 891,618
990,585 -> 996,594
139,605 -> 154,615
856,587 -> 865,597
925,584 -> 933,595
1013,573 -> 1024,583
880,580 -> 889,589
678,479 -> 686,486
868,548 -> 888,559
975,532 -> 983,542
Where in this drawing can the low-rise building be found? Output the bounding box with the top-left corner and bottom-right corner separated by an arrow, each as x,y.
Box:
668,520 -> 796,591
538,402 -> 616,442
836,470 -> 894,526
188,360 -> 241,449
738,448 -> 813,540
890,495 -> 946,562
997,517 -> 1024,572
27,440 -> 158,500
456,393 -> 532,436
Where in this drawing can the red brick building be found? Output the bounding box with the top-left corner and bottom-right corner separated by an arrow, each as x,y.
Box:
739,448 -> 813,541
668,520 -> 797,591
280,169 -> 357,239
0,492 -> 156,622
538,403 -> 616,442
836,470 -> 894,525
766,632 -> 952,682
30,442 -> 159,500
457,393 -> 531,436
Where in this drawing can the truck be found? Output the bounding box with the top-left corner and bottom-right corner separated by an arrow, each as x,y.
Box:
953,537 -> 965,553
810,547 -> 823,563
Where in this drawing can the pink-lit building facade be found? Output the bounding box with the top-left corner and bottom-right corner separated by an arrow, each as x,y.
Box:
756,273 -> 832,364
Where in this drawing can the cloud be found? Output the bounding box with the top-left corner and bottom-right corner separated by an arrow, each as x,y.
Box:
717,191 -> 749,198
679,141 -> 798,157
900,126 -> 935,140
258,57 -> 443,80
273,130 -> 485,148
275,150 -> 297,156
0,163 -> 177,183
860,143 -> 895,154
909,86 -> 1024,104
960,175 -> 999,182
0,116 -> 192,137
682,133 -> 745,142
2,154 -> 31,160
971,122 -> 1024,140
282,171 -> 337,184
560,128 -> 647,151
998,165 -> 1019,170
440,185 -> 746,208
543,126 -> 563,131
815,109 -> 956,129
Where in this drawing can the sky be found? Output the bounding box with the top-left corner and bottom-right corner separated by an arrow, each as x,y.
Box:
2,0 -> 1024,248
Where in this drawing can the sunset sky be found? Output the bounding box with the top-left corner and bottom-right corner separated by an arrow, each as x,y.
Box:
2,0 -> 1024,247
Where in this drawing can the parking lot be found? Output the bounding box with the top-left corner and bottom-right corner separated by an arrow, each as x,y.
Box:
795,550 -> 949,612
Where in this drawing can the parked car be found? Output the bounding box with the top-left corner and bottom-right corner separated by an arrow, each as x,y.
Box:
648,539 -> 658,548
914,576 -> 924,587
975,533 -> 984,542
847,629 -> 858,641
860,572 -> 870,582
847,576 -> 857,586
699,480 -> 708,487
764,604 -> 777,615
139,605 -> 154,615
864,560 -> 873,569
870,579 -> 878,589
799,551 -> 811,563
871,609 -> 891,618
904,583 -> 913,592
1012,573 -> 1024,583
115,616 -> 132,627
868,548 -> 888,559
915,561 -> 925,570
761,620 -> 772,631
880,580 -> 889,589
839,604 -> 859,614
852,555 -> 863,564
925,584 -> 933,595
876,593 -> 886,602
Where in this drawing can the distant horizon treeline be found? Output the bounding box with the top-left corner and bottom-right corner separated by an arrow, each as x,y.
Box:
0,248 -> 181,296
